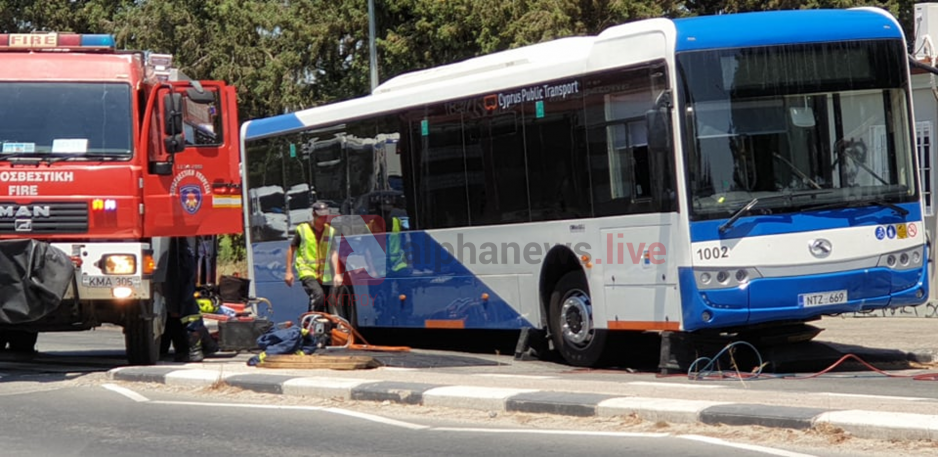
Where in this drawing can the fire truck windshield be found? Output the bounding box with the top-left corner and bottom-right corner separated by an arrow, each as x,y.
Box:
0,82 -> 132,158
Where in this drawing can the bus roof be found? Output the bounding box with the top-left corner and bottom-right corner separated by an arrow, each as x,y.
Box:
244,8 -> 903,141
672,8 -> 902,52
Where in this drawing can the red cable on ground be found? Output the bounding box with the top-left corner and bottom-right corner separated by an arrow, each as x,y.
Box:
668,350 -> 938,381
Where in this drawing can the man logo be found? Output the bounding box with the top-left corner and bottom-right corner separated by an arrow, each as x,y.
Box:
14,219 -> 32,232
0,205 -> 50,219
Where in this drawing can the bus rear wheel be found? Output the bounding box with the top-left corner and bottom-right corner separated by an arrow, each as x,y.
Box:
548,271 -> 607,367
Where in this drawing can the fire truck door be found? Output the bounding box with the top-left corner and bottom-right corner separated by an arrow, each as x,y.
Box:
143,84 -> 242,238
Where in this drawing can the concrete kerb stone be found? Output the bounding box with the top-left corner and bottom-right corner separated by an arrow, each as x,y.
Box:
281,377 -> 374,400
350,381 -> 438,405
506,391 -> 618,417
814,410 -> 938,442
108,366 -> 178,384
105,367 -> 938,442
597,397 -> 730,424
164,369 -> 237,388
422,386 -> 538,411
699,404 -> 829,430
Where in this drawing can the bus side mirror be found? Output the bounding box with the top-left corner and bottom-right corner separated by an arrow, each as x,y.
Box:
162,93 -> 185,154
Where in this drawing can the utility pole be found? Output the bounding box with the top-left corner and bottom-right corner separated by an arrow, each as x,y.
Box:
368,0 -> 378,92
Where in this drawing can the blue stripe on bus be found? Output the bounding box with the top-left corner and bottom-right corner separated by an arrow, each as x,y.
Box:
689,201 -> 922,243
678,254 -> 928,332
244,114 -> 306,140
673,10 -> 902,52
251,233 -> 535,329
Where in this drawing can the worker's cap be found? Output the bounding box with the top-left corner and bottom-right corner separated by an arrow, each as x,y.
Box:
312,201 -> 330,215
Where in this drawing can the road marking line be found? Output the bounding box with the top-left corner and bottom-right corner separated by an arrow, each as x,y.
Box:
627,381 -> 725,389
432,427 -> 669,438
153,400 -> 326,411
102,383 -> 150,402
150,400 -> 429,430
679,435 -> 817,457
324,407 -> 430,430
814,392 -> 930,402
473,374 -> 556,380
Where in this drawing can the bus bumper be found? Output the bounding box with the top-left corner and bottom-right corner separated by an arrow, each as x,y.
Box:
679,260 -> 929,332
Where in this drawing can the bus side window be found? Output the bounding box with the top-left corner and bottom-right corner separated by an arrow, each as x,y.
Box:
183,89 -> 223,147
585,62 -> 672,216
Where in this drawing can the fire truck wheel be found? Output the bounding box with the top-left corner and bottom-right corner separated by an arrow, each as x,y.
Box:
6,330 -> 38,353
125,300 -> 161,365
548,271 -> 608,367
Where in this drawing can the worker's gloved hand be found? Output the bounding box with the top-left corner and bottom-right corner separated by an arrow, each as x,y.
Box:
247,352 -> 267,366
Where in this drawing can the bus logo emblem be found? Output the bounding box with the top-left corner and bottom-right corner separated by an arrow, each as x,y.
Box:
809,238 -> 832,258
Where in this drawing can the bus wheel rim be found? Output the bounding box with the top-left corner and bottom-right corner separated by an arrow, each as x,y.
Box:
560,291 -> 592,346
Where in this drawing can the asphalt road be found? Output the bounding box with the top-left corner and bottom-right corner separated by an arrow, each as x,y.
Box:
3,321 -> 938,404
0,382 -> 862,457
1,324 -> 937,456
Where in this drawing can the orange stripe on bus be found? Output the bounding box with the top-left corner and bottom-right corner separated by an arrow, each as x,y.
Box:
424,320 -> 466,329
607,321 -> 679,331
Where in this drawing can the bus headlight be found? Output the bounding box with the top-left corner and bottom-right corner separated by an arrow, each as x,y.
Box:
99,254 -> 137,275
695,267 -> 761,290
877,247 -> 923,271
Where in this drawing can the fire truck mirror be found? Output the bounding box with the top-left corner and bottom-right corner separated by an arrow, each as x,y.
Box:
162,93 -> 184,136
164,133 -> 185,154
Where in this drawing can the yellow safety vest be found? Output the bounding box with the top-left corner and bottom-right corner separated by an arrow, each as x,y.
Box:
388,217 -> 406,272
295,223 -> 334,282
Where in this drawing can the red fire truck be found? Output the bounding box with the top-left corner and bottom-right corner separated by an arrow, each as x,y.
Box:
0,33 -> 243,365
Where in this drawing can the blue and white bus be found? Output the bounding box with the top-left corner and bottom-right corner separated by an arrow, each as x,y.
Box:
239,8 -> 928,368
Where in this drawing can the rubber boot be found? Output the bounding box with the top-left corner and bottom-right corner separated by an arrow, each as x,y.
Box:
199,325 -> 218,356
187,329 -> 204,362
184,316 -> 205,363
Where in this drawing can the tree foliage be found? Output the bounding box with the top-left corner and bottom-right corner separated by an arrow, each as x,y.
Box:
0,0 -> 917,123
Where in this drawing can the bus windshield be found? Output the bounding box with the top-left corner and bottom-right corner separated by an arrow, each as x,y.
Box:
677,40 -> 917,221
0,82 -> 132,158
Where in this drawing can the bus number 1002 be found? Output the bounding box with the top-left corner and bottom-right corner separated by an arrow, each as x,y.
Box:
696,246 -> 729,260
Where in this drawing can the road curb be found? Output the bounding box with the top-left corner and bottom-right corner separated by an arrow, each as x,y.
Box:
106,367 -> 938,442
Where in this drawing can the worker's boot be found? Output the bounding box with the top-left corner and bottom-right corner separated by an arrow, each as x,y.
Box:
199,325 -> 218,356
184,316 -> 204,363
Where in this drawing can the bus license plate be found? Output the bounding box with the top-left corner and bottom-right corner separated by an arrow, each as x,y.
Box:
798,290 -> 847,307
82,276 -> 140,288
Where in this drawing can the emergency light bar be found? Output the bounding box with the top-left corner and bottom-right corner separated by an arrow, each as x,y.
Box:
0,33 -> 115,51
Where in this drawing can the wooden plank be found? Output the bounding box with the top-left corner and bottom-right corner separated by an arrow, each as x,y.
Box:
258,354 -> 382,370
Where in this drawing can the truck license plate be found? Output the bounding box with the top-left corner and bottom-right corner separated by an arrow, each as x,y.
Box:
798,290 -> 847,307
81,276 -> 141,288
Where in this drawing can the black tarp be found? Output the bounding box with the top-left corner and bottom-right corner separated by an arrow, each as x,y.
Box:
0,239 -> 75,324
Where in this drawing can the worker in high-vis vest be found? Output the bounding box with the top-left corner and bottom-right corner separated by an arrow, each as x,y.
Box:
285,201 -> 340,313
387,209 -> 409,274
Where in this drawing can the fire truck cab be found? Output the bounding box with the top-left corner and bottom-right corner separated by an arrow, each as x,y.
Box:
0,33 -> 242,364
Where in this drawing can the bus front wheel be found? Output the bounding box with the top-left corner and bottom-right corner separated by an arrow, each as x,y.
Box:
548,271 -> 607,367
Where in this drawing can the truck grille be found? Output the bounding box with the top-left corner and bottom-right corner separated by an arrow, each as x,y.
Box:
0,201 -> 89,234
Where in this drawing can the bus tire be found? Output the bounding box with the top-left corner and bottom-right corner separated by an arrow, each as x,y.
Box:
125,299 -> 162,365
548,271 -> 607,367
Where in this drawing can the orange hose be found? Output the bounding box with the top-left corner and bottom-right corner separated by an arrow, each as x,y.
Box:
299,311 -> 411,352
